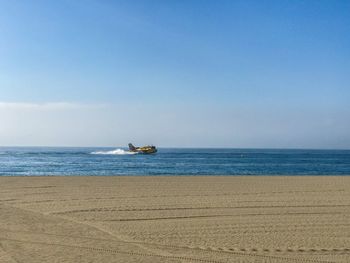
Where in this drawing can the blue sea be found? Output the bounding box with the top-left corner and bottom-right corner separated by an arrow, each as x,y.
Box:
0,147 -> 349,176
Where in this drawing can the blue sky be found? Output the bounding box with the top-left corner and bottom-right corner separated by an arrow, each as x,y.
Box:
0,0 -> 349,148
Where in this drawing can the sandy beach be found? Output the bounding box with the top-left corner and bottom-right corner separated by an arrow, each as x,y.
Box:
0,176 -> 349,263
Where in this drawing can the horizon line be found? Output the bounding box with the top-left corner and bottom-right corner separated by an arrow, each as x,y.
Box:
0,145 -> 349,151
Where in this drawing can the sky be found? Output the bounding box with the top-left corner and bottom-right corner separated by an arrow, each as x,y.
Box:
0,0 -> 349,148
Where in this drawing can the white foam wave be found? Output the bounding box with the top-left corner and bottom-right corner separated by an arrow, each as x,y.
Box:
91,149 -> 137,155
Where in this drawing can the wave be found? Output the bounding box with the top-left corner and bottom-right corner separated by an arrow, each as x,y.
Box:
91,149 -> 137,155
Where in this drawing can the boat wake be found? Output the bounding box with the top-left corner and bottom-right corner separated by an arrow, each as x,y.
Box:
90,149 -> 137,155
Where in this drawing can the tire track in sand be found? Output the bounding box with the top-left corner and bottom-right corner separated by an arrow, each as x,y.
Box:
0,237 -> 341,263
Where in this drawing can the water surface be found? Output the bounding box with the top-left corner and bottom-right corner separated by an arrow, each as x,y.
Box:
0,147 -> 349,176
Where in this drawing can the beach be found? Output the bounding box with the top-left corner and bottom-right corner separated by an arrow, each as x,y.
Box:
0,176 -> 349,263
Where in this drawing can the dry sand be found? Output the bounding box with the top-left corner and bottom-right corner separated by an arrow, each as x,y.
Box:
0,176 -> 349,263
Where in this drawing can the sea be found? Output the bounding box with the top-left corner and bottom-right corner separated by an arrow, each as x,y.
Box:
0,147 -> 349,176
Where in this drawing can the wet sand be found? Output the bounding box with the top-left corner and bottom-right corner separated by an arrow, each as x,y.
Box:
0,176 -> 349,263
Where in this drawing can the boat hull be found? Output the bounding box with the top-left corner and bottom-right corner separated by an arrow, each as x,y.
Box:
137,147 -> 157,154
128,143 -> 157,154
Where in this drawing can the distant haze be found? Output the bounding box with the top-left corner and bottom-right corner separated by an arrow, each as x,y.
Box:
0,102 -> 348,149
0,1 -> 349,149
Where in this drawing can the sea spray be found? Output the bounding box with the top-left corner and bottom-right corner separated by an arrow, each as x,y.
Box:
91,149 -> 137,155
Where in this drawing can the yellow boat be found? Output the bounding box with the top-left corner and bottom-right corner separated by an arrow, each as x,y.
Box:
128,143 -> 157,154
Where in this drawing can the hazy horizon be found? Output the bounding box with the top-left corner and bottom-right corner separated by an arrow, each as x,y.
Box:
1,145 -> 350,151
1,1 -> 349,149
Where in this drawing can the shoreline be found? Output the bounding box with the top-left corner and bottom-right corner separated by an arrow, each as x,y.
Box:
1,174 -> 350,176
1,176 -> 349,262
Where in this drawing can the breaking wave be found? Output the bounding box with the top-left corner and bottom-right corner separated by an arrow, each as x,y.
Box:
91,149 -> 137,155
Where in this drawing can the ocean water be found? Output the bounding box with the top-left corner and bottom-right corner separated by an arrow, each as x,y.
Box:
0,147 -> 349,176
